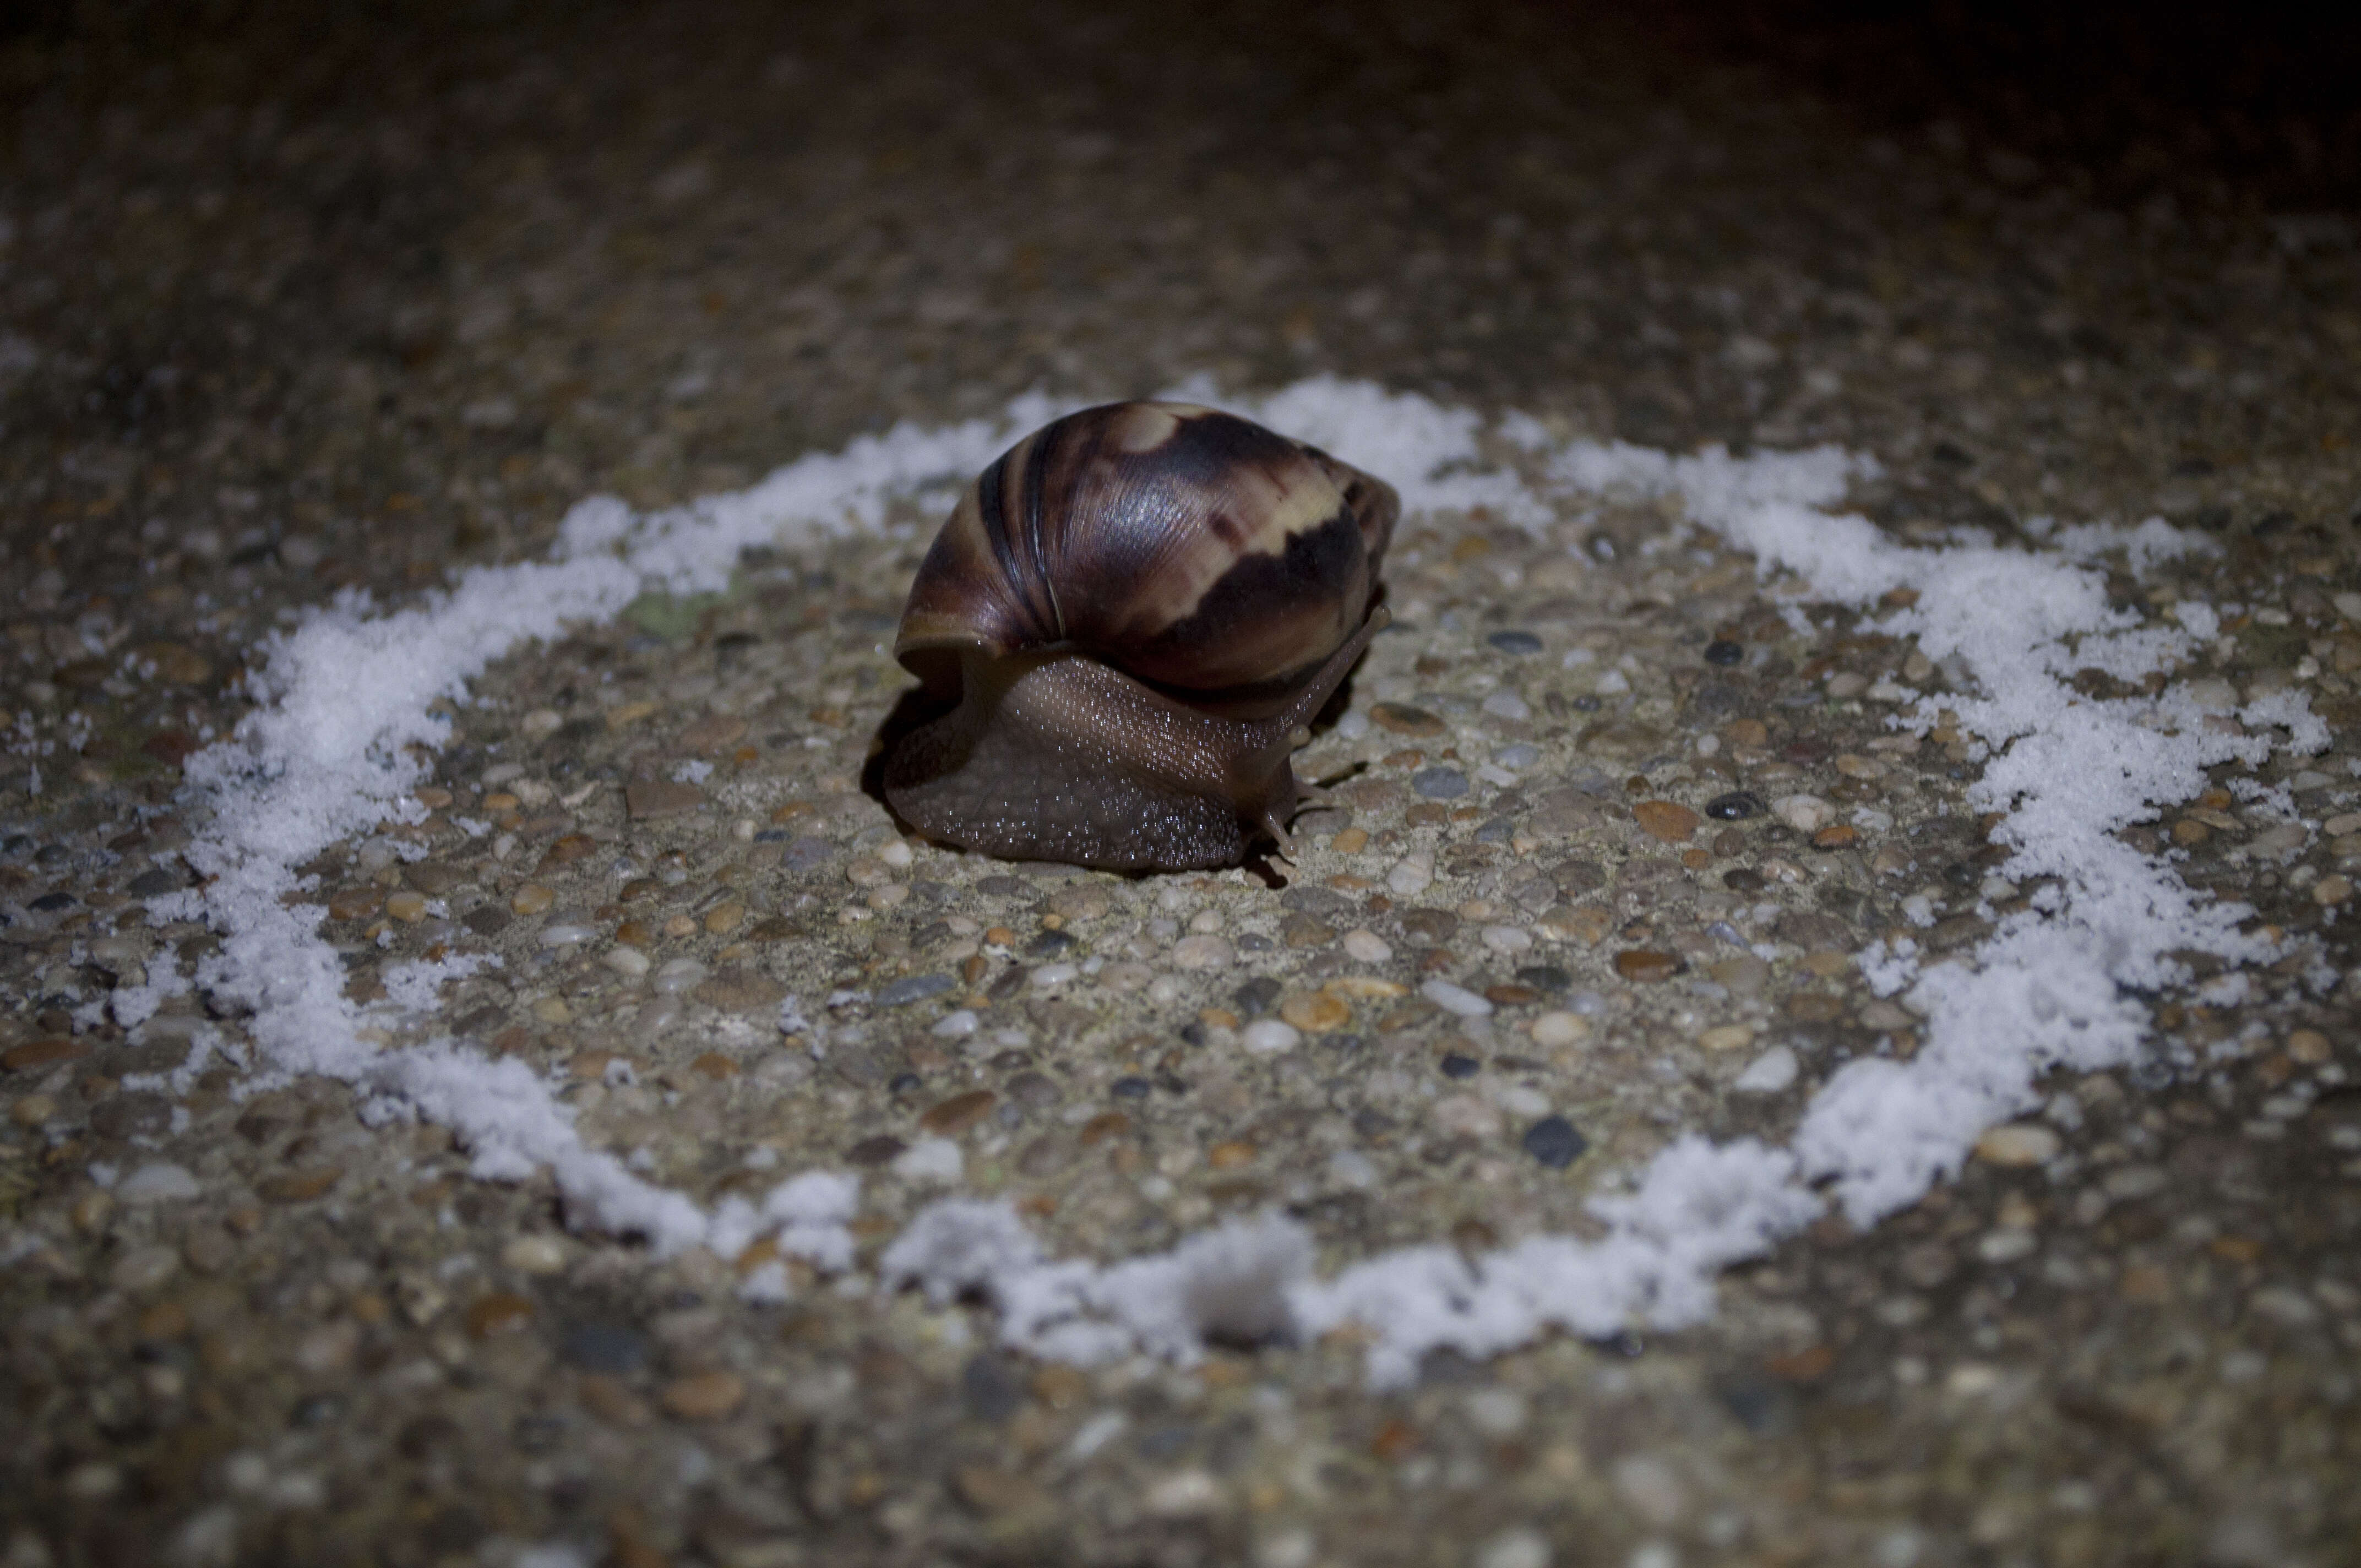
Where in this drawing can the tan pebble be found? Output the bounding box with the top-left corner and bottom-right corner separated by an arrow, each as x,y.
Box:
1772,794 -> 1834,833
1530,1011 -> 1587,1048
1544,906 -> 1613,946
1341,928 -> 1392,963
606,699 -> 659,729
1079,1112 -> 1131,1146
954,1464 -> 1052,1517
845,857 -> 890,888
1331,826 -> 1369,853
1170,935 -> 1235,970
1834,754 -> 1884,779
1613,949 -> 1679,982
10,1093 -> 57,1126
2,1038 -> 81,1072
482,791 -> 520,812
533,995 -> 573,1025
1326,975 -> 1408,999
1802,950 -> 1853,977
1698,1023 -> 1755,1052
382,890 -> 427,923
1371,703 -> 1446,737
983,925 -> 1018,948
2287,1029 -> 2331,1064
1722,718 -> 1770,749
579,1375 -> 653,1428
691,1052 -> 741,1080
258,1167 -> 342,1204
1280,992 -> 1351,1032
921,1090 -> 998,1136
1709,954 -> 1770,995
603,946 -> 651,981
327,886 -> 382,921
1432,1093 -> 1503,1140
510,884 -> 555,916
2170,818 -> 2211,847
2312,874 -> 2352,906
663,913 -> 697,938
502,1234 -> 568,1275
465,1292 -> 535,1338
1633,799 -> 1701,843
1207,1140 -> 1256,1170
704,901 -> 747,933
660,1370 -> 746,1421
1974,1123 -> 2060,1167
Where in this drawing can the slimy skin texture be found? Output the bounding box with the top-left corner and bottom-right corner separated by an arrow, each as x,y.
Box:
883,401 -> 1396,870
885,608 -> 1389,870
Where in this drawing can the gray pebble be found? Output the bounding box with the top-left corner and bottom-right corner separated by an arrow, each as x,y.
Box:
875,973 -> 956,1008
1413,767 -> 1469,800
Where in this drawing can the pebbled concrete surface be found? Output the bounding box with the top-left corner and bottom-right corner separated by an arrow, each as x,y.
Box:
3,4 -> 2359,1565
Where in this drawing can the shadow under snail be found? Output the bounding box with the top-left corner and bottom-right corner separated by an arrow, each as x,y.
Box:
881,400 -> 1399,872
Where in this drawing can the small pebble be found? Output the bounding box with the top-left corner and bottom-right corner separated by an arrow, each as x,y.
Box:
1613,950 -> 1679,982
1481,690 -> 1531,720
1413,767 -> 1469,800
1388,855 -> 1435,897
502,1235 -> 568,1275
1439,1052 -> 1480,1079
1421,978 -> 1494,1017
1434,1093 -> 1503,1139
1773,794 -> 1835,833
932,1009 -> 980,1038
1171,935 -> 1236,970
1697,1023 -> 1753,1052
1242,1020 -> 1301,1054
653,958 -> 709,994
660,1370 -> 747,1422
1733,1046 -> 1798,1093
1633,799 -> 1700,843
510,883 -> 555,915
1481,925 -> 1535,955
1705,790 -> 1766,820
878,973 -> 956,1008
1521,1115 -> 1586,1169
1530,1011 -> 1588,1048
540,919 -> 597,948
1975,1123 -> 2060,1167
1030,962 -> 1079,989
1342,928 -> 1392,963
384,891 -> 428,923
1280,991 -> 1350,1031
603,946 -> 651,979
117,1162 -> 202,1204
1487,630 -> 1544,656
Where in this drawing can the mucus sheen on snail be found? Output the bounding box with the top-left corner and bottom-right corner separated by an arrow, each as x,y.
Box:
882,401 -> 1398,872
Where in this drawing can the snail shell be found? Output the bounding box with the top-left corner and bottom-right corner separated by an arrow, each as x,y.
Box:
883,400 -> 1397,870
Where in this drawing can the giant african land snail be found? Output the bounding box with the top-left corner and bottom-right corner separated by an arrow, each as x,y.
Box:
882,401 -> 1397,871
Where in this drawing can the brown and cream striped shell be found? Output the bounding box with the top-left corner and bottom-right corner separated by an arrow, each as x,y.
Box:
895,401 -> 1395,708
882,401 -> 1398,871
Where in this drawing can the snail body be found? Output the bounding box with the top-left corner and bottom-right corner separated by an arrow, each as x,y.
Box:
883,401 -> 1397,870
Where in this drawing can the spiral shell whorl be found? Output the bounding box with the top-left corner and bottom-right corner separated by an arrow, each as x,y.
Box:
895,401 -> 1395,703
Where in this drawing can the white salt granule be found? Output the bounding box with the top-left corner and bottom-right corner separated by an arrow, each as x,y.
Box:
156,377 -> 2332,1385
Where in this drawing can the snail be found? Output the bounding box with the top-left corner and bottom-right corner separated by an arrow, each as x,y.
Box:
882,400 -> 1397,871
